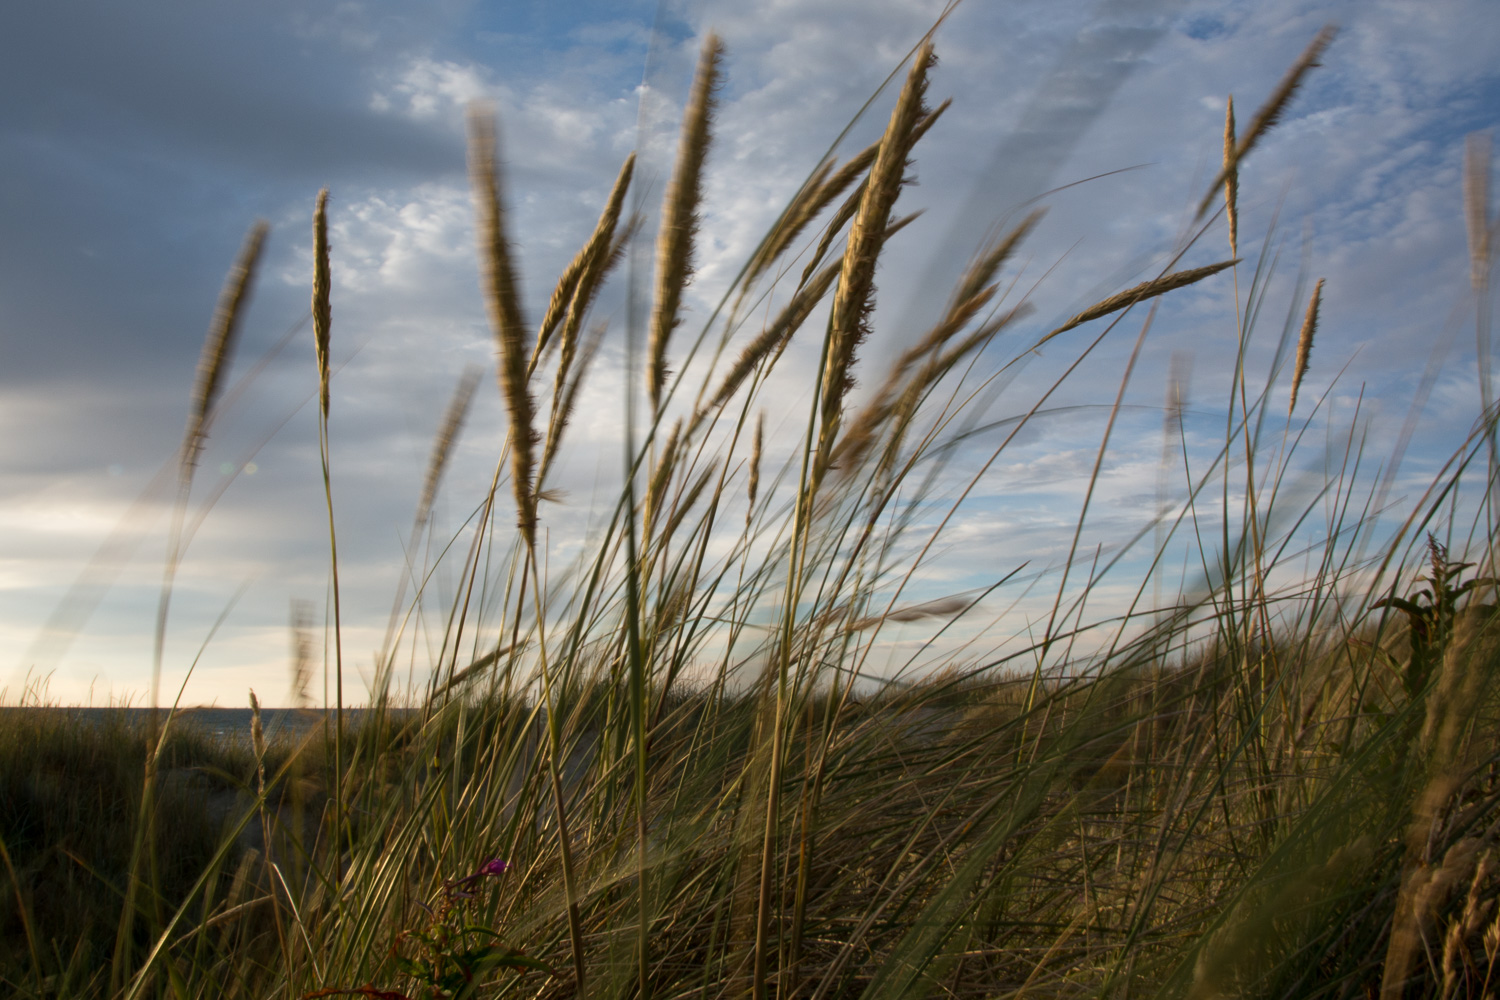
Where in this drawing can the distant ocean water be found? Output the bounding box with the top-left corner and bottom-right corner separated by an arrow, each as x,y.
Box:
3,707 -> 418,750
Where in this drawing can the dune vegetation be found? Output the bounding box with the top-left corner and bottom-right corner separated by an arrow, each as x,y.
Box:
4,21 -> 1500,1000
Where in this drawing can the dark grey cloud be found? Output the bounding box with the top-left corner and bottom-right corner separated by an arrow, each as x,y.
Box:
0,2 -> 475,401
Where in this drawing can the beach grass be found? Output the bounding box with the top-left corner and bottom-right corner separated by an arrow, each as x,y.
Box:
4,23 -> 1500,1000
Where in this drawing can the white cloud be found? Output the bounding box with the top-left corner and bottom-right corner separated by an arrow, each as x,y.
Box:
370,56 -> 493,119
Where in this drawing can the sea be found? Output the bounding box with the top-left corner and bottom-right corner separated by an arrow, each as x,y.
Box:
2,706 -> 419,751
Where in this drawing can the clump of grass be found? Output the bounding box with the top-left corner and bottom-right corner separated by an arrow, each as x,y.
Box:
12,22 -> 1500,1000
0,703 -> 253,985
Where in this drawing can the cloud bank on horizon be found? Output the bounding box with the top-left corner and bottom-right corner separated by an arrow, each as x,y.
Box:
1,0 -> 1496,705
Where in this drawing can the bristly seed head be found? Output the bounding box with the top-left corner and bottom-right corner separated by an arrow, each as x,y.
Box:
313,188 -> 332,418
1197,25 -> 1336,219
747,411 -> 763,528
819,40 -> 937,469
1223,96 -> 1239,256
650,34 -> 724,414
467,103 -> 538,543
416,365 -> 482,533
1288,278 -> 1323,416
1037,258 -> 1239,351
1465,132 -> 1493,292
183,220 -> 269,472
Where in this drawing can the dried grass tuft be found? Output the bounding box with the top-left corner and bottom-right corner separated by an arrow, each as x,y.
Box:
820,41 -> 937,467
705,263 -> 840,416
1288,278 -> 1323,416
183,220 -> 269,470
1036,258 -> 1238,351
1465,132 -> 1493,292
747,411 -> 763,528
312,188 -> 332,418
416,365 -> 482,533
1197,25 -> 1337,219
650,34 -> 724,413
1223,96 -> 1239,256
467,104 -> 538,541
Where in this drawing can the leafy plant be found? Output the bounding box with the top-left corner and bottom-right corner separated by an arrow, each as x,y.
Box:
304,859 -> 552,1000
1373,533 -> 1497,700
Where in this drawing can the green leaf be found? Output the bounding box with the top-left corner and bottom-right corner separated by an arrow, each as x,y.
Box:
1372,596 -> 1426,621
391,957 -> 427,980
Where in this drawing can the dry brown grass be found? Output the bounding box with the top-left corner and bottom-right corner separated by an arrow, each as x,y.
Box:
467,105 -> 538,541
182,221 -> 269,470
650,34 -> 724,414
1289,276 -> 1323,416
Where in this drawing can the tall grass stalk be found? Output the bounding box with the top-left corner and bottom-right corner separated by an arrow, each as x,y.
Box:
310,189 -> 349,908
115,220 -> 267,998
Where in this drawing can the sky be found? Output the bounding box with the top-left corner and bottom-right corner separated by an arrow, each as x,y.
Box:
2,0 -> 1497,706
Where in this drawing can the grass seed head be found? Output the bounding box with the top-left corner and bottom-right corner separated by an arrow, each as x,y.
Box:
1038,258 -> 1238,350
542,321 -> 607,481
248,689 -> 266,760
533,152 -> 636,372
820,40 -> 936,461
747,411 -> 763,527
706,262 -> 840,416
744,158 -> 835,288
646,418 -> 683,532
288,598 -> 314,709
1289,277 -> 1323,416
650,34 -> 723,413
1197,25 -> 1337,218
1465,131 -> 1492,292
951,208 -> 1044,311
467,103 -> 537,541
183,220 -> 269,470
1223,96 -> 1239,255
416,365 -> 482,533
313,188 -> 332,418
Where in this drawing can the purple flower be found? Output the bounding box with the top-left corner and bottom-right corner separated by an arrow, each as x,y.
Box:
440,857 -> 512,904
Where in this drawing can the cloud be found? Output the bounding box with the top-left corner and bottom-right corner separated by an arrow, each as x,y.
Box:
371,57 -> 493,119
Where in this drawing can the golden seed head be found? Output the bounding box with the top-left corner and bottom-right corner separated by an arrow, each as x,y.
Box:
312,188 -> 332,418
1223,96 -> 1239,256
467,104 -> 538,542
821,40 -> 936,456
1197,25 -> 1337,219
650,34 -> 724,413
1289,278 -> 1324,416
248,688 -> 266,760
416,365 -> 482,533
1041,258 -> 1239,349
183,220 -> 269,471
747,411 -> 763,527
